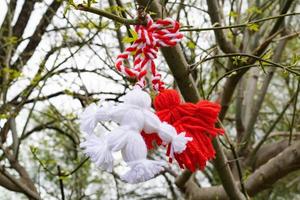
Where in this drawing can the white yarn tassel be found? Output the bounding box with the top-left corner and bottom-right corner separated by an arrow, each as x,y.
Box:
80,134 -> 114,172
123,88 -> 152,109
121,159 -> 166,183
80,103 -> 111,134
171,132 -> 192,154
80,104 -> 99,134
158,122 -> 192,157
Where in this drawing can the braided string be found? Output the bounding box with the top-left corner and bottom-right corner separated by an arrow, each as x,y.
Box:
115,15 -> 183,91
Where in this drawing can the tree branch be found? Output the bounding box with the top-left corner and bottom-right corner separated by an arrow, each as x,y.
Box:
205,0 -> 238,53
12,0 -> 36,39
249,140 -> 296,169
0,0 -> 17,61
76,4 -> 145,25
0,173 -> 22,192
12,0 -> 62,70
0,167 -> 40,200
185,140 -> 300,200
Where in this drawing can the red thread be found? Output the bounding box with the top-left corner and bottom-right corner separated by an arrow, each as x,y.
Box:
141,132 -> 163,150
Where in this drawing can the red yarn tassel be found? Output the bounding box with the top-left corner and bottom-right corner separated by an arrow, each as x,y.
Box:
141,131 -> 162,150
151,89 -> 223,171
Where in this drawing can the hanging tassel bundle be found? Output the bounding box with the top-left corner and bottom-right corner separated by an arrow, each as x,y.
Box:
79,12 -> 223,184
80,88 -> 191,183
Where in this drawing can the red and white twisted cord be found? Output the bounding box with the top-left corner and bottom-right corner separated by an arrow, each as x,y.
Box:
115,15 -> 183,91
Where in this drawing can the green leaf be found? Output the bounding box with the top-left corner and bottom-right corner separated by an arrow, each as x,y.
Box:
258,51 -> 273,73
233,57 -> 239,65
77,31 -> 84,37
0,114 -> 9,119
291,54 -> 300,66
262,51 -> 273,61
87,0 -> 98,7
106,5 -> 125,13
63,4 -> 70,16
0,67 -> 22,80
31,74 -> 42,85
229,11 -> 238,18
226,31 -> 233,40
64,89 -> 74,96
247,6 -> 262,14
30,146 -> 39,154
247,23 -> 259,32
129,29 -> 138,40
122,29 -> 138,43
232,56 -> 247,65
122,37 -> 135,43
187,41 -> 196,49
149,11 -> 157,16
6,36 -> 19,45
240,56 -> 247,64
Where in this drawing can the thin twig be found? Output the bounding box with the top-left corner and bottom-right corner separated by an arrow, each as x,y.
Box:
189,53 -> 296,74
204,63 -> 298,100
181,12 -> 300,32
61,158 -> 89,177
274,31 -> 300,41
57,165 -> 65,200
